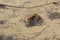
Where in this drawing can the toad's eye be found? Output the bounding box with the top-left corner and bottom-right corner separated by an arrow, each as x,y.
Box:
25,13 -> 43,27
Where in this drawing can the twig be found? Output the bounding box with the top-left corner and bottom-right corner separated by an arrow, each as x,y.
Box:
27,25 -> 50,40
0,1 -> 60,9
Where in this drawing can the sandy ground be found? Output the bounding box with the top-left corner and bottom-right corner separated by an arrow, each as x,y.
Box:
0,0 -> 60,40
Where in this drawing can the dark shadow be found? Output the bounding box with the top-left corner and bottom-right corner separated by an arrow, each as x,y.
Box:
25,14 -> 43,27
48,12 -> 60,20
0,35 -> 3,40
0,4 -> 6,9
0,21 -> 5,25
6,36 -> 14,40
